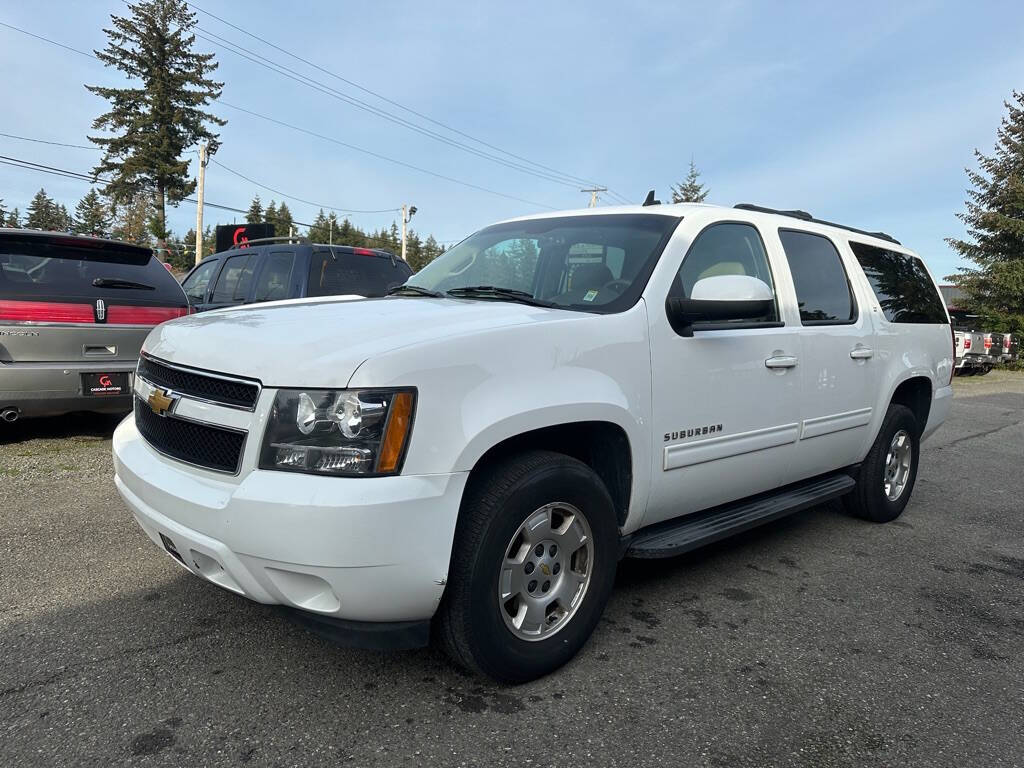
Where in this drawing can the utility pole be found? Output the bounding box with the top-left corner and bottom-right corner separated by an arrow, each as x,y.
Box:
401,204 -> 417,262
329,217 -> 333,245
195,142 -> 208,264
580,187 -> 607,208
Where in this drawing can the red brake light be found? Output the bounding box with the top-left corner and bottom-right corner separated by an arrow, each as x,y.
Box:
352,247 -> 376,256
106,306 -> 189,325
964,338 -> 971,349
0,300 -> 94,323
1004,337 -> 1011,349
984,337 -> 992,349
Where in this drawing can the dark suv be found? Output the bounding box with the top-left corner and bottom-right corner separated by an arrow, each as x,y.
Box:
180,237 -> 412,312
0,230 -> 189,421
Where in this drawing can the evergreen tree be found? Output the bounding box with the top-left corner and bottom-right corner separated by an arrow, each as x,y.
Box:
0,199 -> 6,226
111,191 -> 153,245
74,189 -> 113,235
264,200 -> 278,234
946,91 -> 1024,335
6,208 -> 19,228
245,195 -> 263,224
671,159 -> 709,203
183,225 -> 215,259
87,0 -> 225,241
26,189 -> 61,230
307,209 -> 330,243
275,202 -> 294,235
388,221 -> 400,251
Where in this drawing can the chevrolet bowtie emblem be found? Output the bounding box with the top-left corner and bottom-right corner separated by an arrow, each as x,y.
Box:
540,563 -> 551,576
147,388 -> 176,416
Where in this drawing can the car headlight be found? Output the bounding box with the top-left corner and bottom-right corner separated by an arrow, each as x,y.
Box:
259,388 -> 415,476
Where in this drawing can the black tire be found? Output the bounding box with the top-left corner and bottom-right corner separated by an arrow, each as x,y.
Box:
844,404 -> 920,523
976,366 -> 991,376
436,450 -> 618,683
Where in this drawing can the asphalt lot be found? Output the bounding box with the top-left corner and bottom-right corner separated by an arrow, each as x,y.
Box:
2,373 -> 1023,767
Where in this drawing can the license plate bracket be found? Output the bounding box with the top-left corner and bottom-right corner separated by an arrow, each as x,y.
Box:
82,371 -> 129,396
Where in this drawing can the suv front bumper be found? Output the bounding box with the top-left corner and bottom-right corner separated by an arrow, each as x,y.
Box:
113,415 -> 468,633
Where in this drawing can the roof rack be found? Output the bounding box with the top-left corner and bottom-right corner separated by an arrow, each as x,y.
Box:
733,203 -> 900,245
228,235 -> 311,250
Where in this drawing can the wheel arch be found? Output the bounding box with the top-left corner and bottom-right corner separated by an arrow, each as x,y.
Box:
888,375 -> 933,436
463,420 -> 636,529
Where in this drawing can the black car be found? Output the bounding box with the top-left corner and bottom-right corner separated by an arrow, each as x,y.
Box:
180,236 -> 413,312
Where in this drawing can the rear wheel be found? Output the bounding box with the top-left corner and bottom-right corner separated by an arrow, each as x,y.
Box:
844,404 -> 920,523
436,450 -> 618,683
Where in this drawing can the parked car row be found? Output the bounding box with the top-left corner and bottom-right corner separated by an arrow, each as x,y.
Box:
0,230 -> 409,422
952,320 -> 1018,376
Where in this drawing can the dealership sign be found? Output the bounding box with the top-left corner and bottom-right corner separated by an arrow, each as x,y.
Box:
215,223 -> 275,253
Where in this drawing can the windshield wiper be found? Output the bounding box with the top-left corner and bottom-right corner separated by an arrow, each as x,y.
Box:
92,277 -> 156,290
387,284 -> 444,298
445,285 -> 554,307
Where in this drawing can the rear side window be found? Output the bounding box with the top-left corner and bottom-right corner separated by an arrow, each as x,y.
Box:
850,242 -> 947,324
211,253 -> 257,303
0,235 -> 185,306
308,250 -> 411,298
778,230 -> 855,325
253,251 -> 295,302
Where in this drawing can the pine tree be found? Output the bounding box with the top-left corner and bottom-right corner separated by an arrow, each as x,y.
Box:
264,200 -> 278,234
111,191 -> 153,245
671,159 -> 709,203
946,91 -> 1024,335
0,199 -> 6,226
307,209 -> 330,243
6,208 -> 20,228
26,189 -> 61,230
275,202 -> 293,235
87,0 -> 225,241
74,189 -> 113,235
246,195 -> 263,224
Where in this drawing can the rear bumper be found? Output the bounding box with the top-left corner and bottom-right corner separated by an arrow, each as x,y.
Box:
113,415 -> 469,624
0,360 -> 136,418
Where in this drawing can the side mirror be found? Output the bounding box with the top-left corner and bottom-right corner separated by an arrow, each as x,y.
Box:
666,275 -> 774,337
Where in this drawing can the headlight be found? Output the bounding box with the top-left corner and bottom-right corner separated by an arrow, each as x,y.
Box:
259,388 -> 415,476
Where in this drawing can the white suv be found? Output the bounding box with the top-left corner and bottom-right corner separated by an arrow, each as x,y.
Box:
113,202 -> 954,682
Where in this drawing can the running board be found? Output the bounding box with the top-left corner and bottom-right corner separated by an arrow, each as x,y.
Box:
624,473 -> 856,559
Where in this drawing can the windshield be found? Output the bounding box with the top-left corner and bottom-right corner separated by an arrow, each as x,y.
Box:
406,213 -> 681,313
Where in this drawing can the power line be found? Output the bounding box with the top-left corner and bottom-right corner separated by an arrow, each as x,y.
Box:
187,1 -> 603,189
0,131 -> 95,150
217,100 -> 558,210
193,27 -> 582,189
209,159 -> 399,215
1,153 -> 464,247
0,20 -> 560,211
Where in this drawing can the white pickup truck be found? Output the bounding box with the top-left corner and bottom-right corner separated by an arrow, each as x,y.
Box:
113,202 -> 954,682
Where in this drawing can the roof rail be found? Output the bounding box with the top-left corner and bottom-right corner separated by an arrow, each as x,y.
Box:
228,235 -> 311,250
733,203 -> 900,245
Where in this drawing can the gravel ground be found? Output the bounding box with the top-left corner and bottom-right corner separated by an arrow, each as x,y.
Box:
1,375 -> 1022,767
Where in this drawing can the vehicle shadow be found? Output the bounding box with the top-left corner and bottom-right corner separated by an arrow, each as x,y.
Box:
0,410 -> 127,445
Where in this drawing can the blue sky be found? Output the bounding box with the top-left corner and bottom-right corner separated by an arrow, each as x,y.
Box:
2,0 -> 1022,279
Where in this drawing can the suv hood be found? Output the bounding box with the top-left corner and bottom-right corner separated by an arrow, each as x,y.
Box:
144,296 -> 571,388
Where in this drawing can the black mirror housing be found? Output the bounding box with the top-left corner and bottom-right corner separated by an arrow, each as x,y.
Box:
665,296 -> 774,337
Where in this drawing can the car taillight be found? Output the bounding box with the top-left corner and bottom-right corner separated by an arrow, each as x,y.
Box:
0,300 -> 93,323
352,247 -> 376,256
964,338 -> 971,349
1004,336 -> 1011,350
106,306 -> 189,325
984,337 -> 992,349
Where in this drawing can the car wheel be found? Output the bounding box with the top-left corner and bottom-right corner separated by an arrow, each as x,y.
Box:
844,404 -> 920,523
436,450 -> 618,683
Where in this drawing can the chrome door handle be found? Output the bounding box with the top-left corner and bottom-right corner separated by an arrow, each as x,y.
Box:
850,346 -> 874,360
765,355 -> 798,369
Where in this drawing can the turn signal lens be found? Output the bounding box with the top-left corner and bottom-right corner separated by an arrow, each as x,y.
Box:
377,392 -> 415,474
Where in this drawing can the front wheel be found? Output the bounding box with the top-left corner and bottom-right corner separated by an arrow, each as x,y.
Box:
844,404 -> 920,523
436,450 -> 618,683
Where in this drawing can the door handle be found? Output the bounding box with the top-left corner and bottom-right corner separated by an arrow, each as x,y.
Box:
850,346 -> 874,360
765,355 -> 798,369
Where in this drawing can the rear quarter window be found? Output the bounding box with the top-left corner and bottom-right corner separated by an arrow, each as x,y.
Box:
0,236 -> 185,306
850,242 -> 948,324
308,250 -> 410,298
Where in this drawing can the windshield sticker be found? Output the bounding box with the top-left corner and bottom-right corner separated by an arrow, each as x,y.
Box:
583,289 -> 599,302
